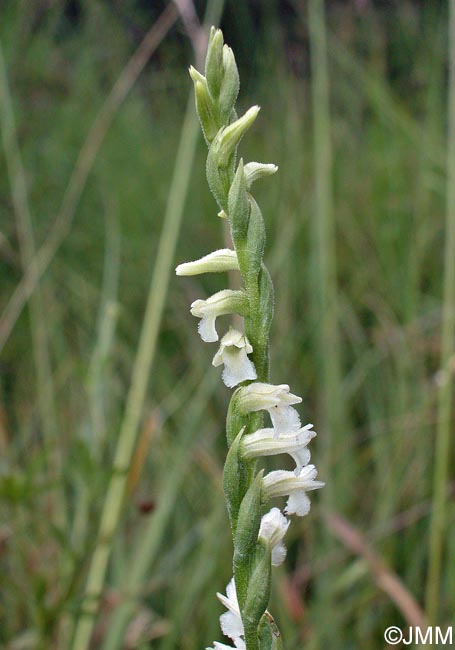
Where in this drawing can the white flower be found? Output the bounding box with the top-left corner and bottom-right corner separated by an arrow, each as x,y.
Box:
206,579 -> 245,650
241,424 -> 315,473
262,465 -> 325,517
212,329 -> 257,388
190,290 -> 248,342
244,162 -> 278,188
236,382 -> 302,434
176,249 -> 239,276
258,507 -> 290,566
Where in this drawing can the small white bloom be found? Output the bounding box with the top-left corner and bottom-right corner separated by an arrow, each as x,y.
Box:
176,249 -> 239,276
244,161 -> 278,188
190,290 -> 247,343
263,465 -> 325,517
241,424 -> 315,473
236,382 -> 302,434
259,507 -> 290,566
212,329 -> 257,388
213,579 -> 244,648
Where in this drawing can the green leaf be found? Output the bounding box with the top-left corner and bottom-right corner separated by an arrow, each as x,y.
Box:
243,541 -> 272,649
206,135 -> 234,211
234,471 -> 264,608
205,27 -> 224,99
258,265 -> 274,342
222,430 -> 248,529
244,196 -> 266,285
228,159 -> 250,246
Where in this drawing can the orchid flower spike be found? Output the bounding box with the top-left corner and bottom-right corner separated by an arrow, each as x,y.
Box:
241,424 -> 316,474
180,28 -> 324,650
212,328 -> 257,387
258,508 -> 290,566
190,289 -> 248,342
263,465 -> 325,517
236,382 -> 303,434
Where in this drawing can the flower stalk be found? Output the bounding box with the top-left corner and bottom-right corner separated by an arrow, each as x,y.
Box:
177,28 -> 324,650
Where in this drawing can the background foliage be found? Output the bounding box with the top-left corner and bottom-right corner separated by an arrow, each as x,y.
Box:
0,1 -> 453,649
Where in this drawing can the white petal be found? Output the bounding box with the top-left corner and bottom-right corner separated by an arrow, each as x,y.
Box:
291,446 -> 311,474
269,405 -> 301,434
271,541 -> 287,566
220,610 -> 244,645
217,579 -> 240,616
198,316 -> 218,342
285,491 -> 311,516
221,348 -> 257,388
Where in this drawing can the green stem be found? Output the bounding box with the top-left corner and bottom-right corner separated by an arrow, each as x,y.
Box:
425,0 -> 455,624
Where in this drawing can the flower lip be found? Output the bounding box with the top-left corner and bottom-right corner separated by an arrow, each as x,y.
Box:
212,328 -> 257,388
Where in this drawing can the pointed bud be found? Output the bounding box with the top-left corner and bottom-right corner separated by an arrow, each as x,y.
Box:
218,106 -> 260,165
176,249 -> 239,276
188,65 -> 205,84
205,27 -> 224,99
218,45 -> 240,123
194,79 -> 219,144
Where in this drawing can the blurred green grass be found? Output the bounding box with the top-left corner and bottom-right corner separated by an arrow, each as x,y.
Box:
0,1 -> 453,649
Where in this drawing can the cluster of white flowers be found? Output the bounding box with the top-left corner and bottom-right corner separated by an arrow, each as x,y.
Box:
176,256 -> 324,650
178,27 -> 324,649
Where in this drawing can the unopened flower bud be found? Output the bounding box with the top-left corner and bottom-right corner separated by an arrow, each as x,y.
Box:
176,249 -> 239,276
